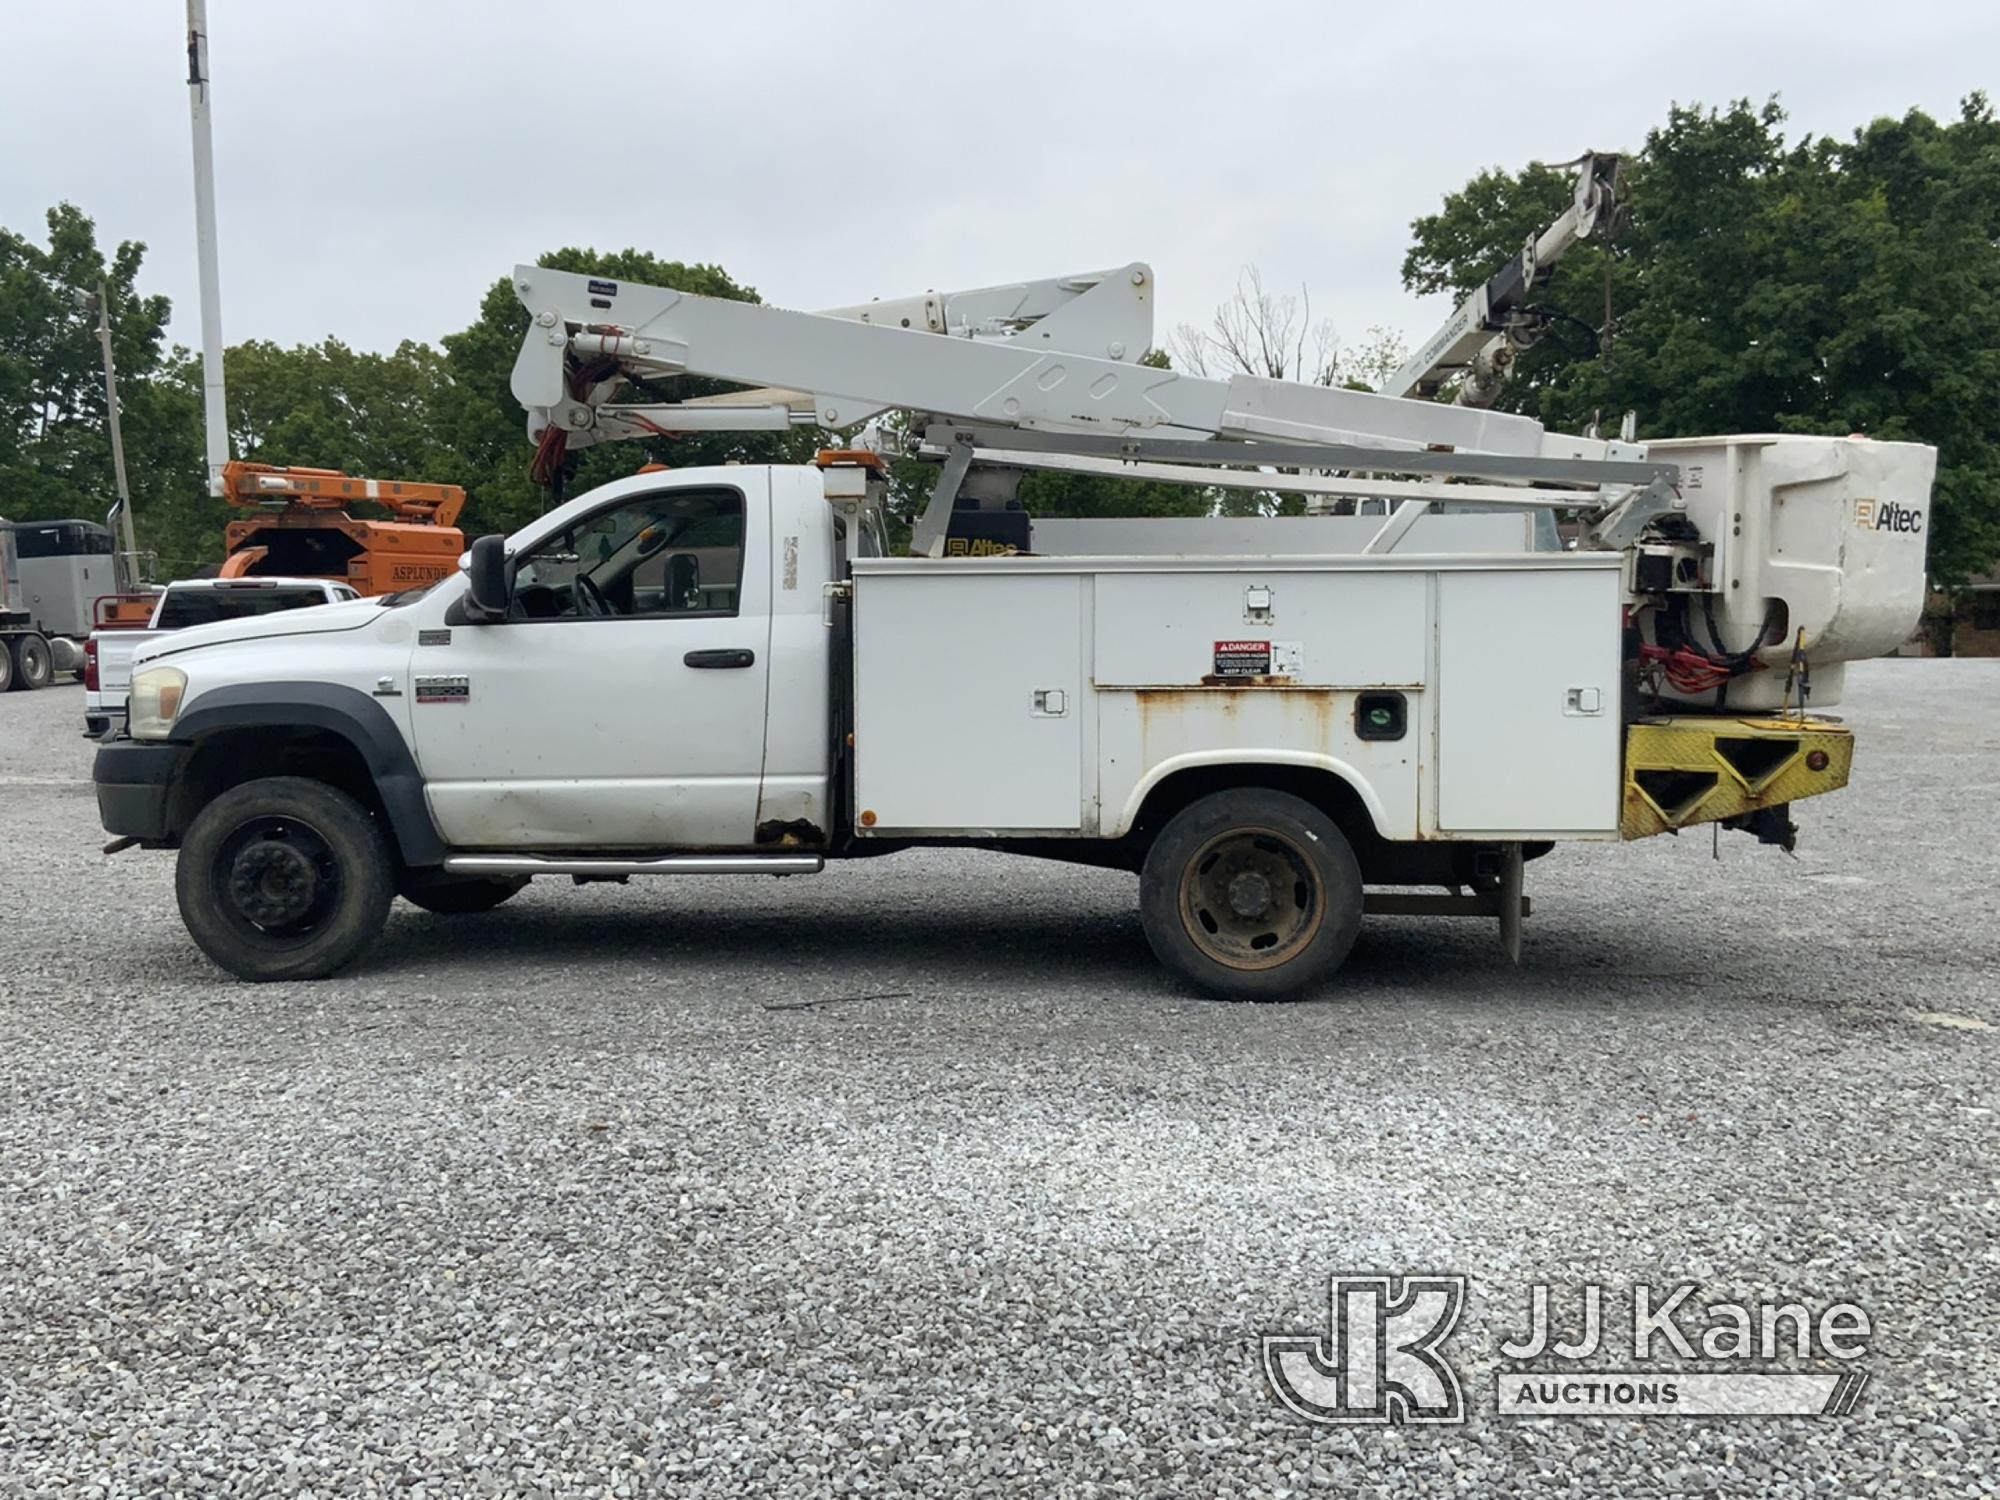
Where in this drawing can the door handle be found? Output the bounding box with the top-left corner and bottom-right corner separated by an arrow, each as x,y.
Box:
684,648 -> 756,669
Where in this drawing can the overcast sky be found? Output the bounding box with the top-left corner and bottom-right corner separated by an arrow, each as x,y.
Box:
5,0 -> 1993,368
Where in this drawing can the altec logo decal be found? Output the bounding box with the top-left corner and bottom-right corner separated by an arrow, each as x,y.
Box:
1855,498 -> 1924,533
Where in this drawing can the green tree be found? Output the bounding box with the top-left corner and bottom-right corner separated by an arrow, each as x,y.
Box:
0,204 -> 204,565
1403,96 -> 2000,582
226,337 -> 461,480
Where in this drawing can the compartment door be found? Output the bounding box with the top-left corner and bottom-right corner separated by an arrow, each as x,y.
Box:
853,573 -> 1083,832
1436,567 -> 1621,835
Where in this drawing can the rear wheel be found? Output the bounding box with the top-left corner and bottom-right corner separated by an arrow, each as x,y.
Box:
9,634 -> 52,690
1139,789 -> 1363,1001
399,872 -> 528,914
176,776 -> 394,981
0,640 -> 13,692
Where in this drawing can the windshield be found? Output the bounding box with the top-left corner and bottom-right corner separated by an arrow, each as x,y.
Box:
156,587 -> 332,630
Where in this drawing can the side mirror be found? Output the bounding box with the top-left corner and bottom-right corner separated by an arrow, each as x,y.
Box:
463,534 -> 512,622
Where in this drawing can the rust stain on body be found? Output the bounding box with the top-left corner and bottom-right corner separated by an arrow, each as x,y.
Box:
1196,674 -> 1311,689
1136,686 -> 1342,755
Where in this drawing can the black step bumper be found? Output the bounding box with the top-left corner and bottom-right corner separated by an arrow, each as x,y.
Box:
93,738 -> 187,844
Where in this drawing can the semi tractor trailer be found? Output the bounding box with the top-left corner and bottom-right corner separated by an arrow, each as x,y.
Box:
91,193 -> 1933,995
0,517 -> 119,689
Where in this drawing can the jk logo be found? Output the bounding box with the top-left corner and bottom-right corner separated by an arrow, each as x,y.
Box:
1263,1274 -> 1467,1425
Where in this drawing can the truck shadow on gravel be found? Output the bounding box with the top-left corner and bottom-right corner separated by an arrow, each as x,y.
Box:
357,897 -> 1784,1007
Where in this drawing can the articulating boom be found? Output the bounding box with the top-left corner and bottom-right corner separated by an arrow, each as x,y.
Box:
510,262 -> 1628,465
1384,153 -> 1621,406
509,260 -> 1670,556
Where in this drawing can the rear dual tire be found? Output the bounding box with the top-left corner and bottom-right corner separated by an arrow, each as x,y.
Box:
1139,789 -> 1364,1002
1,634 -> 53,691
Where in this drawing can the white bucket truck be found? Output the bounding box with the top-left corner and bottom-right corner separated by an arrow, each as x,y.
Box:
94,226 -> 1931,995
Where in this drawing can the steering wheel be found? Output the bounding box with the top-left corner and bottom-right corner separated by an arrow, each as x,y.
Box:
574,573 -> 612,617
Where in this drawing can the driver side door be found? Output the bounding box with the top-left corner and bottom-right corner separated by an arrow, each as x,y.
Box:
410,475 -> 772,850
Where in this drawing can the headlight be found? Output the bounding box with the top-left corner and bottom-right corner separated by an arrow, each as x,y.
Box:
128,666 -> 188,740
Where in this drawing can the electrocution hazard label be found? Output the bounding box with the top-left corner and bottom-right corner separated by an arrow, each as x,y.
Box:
1212,640 -> 1303,679
1213,640 -> 1271,676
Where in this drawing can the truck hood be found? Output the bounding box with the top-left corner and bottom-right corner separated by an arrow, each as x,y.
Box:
133,596 -> 385,667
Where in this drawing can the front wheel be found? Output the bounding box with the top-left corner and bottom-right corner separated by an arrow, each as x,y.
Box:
175,776 -> 394,981
1139,789 -> 1363,1001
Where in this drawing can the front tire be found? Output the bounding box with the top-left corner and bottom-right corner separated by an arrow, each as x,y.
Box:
399,872 -> 527,914
1139,789 -> 1363,1001
176,776 -> 394,981
9,634 -> 52,690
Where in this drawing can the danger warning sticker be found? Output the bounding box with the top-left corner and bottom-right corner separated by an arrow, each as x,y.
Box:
1213,639 -> 1272,677
1212,640 -> 1305,679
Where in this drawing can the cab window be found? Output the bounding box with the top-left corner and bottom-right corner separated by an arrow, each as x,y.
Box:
510,488 -> 744,621
155,585 -> 339,629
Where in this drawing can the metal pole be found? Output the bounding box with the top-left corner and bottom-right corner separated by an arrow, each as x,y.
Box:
186,0 -> 229,496
93,283 -> 140,592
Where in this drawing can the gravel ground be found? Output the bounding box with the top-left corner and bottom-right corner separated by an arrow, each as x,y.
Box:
0,662 -> 1995,1497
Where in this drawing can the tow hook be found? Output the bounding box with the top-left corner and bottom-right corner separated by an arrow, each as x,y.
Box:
102,836 -> 140,855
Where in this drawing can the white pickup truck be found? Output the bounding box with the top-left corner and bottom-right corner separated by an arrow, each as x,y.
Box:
84,577 -> 357,737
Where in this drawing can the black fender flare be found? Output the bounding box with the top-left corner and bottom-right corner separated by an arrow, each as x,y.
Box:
171,681 -> 447,867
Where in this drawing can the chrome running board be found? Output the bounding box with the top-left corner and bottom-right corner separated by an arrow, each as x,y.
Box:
443,853 -> 824,878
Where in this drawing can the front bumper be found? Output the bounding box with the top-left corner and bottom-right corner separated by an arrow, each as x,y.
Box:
93,738 -> 189,844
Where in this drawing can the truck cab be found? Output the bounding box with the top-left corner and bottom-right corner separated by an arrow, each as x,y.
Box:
92,464 -> 863,971
404,464 -> 843,851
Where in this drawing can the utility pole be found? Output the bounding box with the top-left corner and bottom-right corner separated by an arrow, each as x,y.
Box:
91,283 -> 142,593
186,0 -> 230,496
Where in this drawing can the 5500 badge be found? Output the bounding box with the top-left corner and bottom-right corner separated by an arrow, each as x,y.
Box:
415,674 -> 469,705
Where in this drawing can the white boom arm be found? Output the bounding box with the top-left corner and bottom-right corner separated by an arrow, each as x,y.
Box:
511,257 -> 1675,561
510,263 -> 1627,465
1384,153 -> 1621,405
510,259 -> 1668,559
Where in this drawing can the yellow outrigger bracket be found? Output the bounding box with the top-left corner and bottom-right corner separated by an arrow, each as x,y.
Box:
1622,717 -> 1854,842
